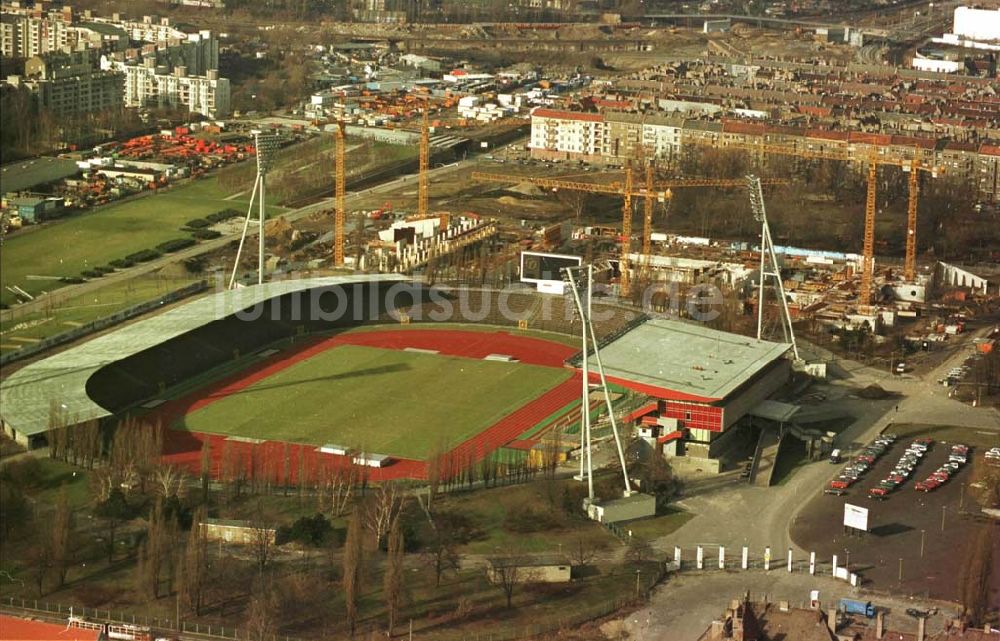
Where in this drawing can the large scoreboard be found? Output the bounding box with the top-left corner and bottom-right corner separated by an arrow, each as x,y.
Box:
520,251 -> 582,294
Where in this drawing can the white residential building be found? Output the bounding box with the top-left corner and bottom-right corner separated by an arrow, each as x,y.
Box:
104,58 -> 230,118
529,107 -> 606,162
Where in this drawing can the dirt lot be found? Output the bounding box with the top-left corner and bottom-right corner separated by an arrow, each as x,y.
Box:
791,425 -> 999,601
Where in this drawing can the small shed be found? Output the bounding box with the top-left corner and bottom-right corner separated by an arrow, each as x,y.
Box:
9,196 -> 64,223
586,492 -> 656,524
353,453 -> 392,468
319,443 -> 349,456
199,518 -> 275,545
487,554 -> 572,584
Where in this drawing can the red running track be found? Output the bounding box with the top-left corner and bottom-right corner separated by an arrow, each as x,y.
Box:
158,328 -> 579,481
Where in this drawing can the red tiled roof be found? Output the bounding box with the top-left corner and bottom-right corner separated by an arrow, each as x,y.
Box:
531,108 -> 603,123
657,430 -> 684,443
943,141 -> 979,152
723,120 -> 767,135
890,135 -> 937,150
594,99 -> 631,109
849,132 -> 892,145
0,616 -> 101,641
980,144 -> 1000,156
797,105 -> 833,117
805,129 -> 850,141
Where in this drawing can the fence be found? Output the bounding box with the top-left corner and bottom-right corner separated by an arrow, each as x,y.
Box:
0,280 -> 208,366
1,564 -> 665,641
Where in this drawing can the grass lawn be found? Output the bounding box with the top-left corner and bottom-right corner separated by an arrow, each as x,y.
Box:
0,275 -> 202,354
0,176 -> 282,305
439,480 -> 619,555
178,344 -> 572,459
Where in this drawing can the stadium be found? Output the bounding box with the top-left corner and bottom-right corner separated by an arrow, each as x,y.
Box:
0,275 -> 792,480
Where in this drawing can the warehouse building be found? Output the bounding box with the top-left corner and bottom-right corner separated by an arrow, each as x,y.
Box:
596,318 -> 792,471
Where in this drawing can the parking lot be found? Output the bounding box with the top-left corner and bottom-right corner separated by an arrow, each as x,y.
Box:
791,427 -> 993,600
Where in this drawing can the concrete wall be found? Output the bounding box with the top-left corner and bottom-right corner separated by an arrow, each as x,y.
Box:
488,564 -> 571,583
721,358 -> 792,430
200,521 -> 276,545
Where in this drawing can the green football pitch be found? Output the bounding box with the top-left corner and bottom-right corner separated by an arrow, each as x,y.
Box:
177,344 -> 572,460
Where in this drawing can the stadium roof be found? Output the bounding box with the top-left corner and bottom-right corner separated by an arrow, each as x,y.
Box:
0,276 -> 404,439
596,318 -> 791,402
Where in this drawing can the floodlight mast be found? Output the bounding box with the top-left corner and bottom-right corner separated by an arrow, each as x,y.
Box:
229,131 -> 279,289
746,175 -> 800,362
563,264 -> 633,500
563,265 -> 593,500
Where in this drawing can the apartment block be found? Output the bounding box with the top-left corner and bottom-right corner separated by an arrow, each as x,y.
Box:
529,108 -> 606,162
8,50 -> 123,118
528,108 -> 1000,202
0,11 -> 71,58
109,59 -> 230,118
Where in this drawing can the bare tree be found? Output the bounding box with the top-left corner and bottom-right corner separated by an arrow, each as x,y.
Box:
199,439 -> 212,502
77,420 -> 102,469
50,489 -> 73,588
179,506 -> 208,615
154,465 -> 185,498
343,514 -> 364,637
27,540 -> 51,596
281,442 -> 291,496
570,537 -> 597,568
245,584 -> 278,641
625,537 -> 653,564
135,498 -> 177,600
364,482 -> 404,547
488,553 -> 536,608
426,441 -> 444,511
383,518 -> 405,636
959,527 -> 993,625
320,462 -> 355,517
249,499 -> 275,577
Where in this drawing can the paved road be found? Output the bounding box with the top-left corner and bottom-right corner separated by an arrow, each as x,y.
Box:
615,570 -> 961,641
0,159 -> 476,324
658,325 -> 999,554
627,326 -> 999,639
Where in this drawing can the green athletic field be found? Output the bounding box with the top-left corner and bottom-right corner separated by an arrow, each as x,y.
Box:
177,344 -> 572,460
0,178 -> 281,305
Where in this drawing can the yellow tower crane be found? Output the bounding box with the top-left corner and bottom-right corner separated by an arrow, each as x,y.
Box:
334,120 -> 346,266
683,137 -> 941,305
472,170 -> 788,297
418,106 -> 430,221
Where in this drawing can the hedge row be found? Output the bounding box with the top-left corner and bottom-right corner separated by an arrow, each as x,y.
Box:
125,248 -> 162,263
157,238 -> 197,253
191,229 -> 222,240
185,218 -> 212,229
206,208 -> 241,223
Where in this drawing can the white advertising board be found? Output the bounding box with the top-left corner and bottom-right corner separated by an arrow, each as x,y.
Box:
843,503 -> 869,531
